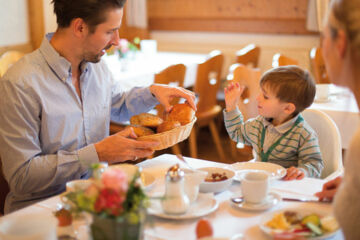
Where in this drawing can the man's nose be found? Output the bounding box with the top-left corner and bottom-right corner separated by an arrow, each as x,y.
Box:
111,32 -> 120,47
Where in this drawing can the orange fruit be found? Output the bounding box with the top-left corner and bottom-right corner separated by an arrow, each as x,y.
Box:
196,219 -> 213,239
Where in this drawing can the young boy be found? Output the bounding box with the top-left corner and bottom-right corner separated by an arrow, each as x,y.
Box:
224,65 -> 323,179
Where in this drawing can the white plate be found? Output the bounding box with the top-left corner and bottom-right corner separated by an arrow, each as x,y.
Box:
231,162 -> 286,181
260,207 -> 340,240
147,193 -> 218,220
231,192 -> 281,211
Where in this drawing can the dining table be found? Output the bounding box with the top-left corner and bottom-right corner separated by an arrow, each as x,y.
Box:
103,51 -> 207,92
0,154 -> 344,240
310,84 -> 359,149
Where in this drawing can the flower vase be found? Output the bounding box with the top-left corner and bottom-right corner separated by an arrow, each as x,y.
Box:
91,214 -> 143,240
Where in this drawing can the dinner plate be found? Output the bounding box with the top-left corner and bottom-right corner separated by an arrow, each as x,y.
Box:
230,192 -> 281,211
231,162 -> 286,181
147,193 -> 218,220
259,207 -> 340,240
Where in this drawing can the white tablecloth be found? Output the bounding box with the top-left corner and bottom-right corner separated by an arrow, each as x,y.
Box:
310,84 -> 359,149
103,52 -> 207,92
0,154 -> 344,240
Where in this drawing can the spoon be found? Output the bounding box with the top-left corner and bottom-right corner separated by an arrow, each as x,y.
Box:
176,154 -> 195,170
231,196 -> 326,203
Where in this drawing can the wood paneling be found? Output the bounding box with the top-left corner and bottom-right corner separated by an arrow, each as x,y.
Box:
148,0 -> 312,34
28,0 -> 45,49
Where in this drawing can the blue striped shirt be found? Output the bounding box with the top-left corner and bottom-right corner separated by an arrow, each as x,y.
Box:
224,108 -> 323,178
0,33 -> 158,213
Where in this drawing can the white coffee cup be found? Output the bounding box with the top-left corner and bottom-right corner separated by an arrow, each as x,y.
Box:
140,40 -> 157,56
315,84 -> 330,101
0,212 -> 57,240
241,171 -> 269,204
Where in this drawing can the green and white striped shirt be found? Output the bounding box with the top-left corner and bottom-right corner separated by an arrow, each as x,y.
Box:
224,108 -> 323,178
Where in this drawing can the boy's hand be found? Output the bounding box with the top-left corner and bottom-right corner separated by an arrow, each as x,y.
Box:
283,167 -> 305,181
224,82 -> 245,112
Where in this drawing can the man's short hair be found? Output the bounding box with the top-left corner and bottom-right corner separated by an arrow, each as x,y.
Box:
260,65 -> 316,115
52,0 -> 126,32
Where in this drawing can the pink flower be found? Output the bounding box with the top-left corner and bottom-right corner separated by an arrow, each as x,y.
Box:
119,39 -> 129,53
101,168 -> 128,193
94,188 -> 125,216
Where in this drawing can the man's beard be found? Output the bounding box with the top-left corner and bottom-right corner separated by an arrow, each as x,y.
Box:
84,45 -> 112,63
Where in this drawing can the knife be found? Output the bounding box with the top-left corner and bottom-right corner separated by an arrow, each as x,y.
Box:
231,196 -> 330,204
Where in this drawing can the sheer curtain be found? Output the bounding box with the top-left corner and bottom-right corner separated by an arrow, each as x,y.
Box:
126,0 -> 147,29
307,0 -> 330,32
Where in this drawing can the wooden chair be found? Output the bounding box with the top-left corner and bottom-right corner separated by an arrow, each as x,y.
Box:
272,53 -> 299,68
0,158 -> 10,215
0,51 -> 25,77
154,64 -> 186,155
235,44 -> 261,68
310,47 -> 330,84
189,51 -> 225,160
226,64 -> 261,158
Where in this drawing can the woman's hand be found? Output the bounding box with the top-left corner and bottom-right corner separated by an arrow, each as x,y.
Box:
224,82 -> 245,112
149,84 -> 196,112
315,176 -> 342,201
283,167 -> 305,181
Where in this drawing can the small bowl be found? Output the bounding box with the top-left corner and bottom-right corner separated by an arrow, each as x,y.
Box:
199,167 -> 235,193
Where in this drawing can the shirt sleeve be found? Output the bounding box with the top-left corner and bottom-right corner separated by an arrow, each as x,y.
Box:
0,78 -> 95,196
223,107 -> 253,146
297,130 -> 324,178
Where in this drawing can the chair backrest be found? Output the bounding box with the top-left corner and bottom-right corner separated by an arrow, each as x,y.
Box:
302,109 -> 343,179
154,64 -> 186,118
227,63 -> 261,120
236,44 -> 261,68
0,51 -> 25,77
272,53 -> 299,68
194,50 -> 224,114
310,47 -> 330,84
0,158 -> 10,215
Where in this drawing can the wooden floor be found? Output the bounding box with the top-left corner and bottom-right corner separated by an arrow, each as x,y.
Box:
153,123 -> 253,164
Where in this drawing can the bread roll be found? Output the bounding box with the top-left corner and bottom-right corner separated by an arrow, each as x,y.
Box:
130,113 -> 163,127
125,125 -> 155,137
157,120 -> 181,133
168,103 -> 195,125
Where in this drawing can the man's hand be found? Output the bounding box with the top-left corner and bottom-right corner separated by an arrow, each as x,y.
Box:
315,176 -> 342,202
94,127 -> 159,164
283,166 -> 305,181
224,82 -> 245,112
150,84 -> 196,112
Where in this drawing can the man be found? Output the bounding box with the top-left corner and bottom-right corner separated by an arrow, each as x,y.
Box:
0,0 -> 196,213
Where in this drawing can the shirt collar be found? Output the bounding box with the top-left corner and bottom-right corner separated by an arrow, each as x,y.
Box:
261,114 -> 300,134
39,33 -> 90,82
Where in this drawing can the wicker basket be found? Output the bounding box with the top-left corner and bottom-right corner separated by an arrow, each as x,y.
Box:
137,118 -> 197,150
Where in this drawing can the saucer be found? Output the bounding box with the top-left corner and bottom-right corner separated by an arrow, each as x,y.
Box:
230,192 -> 281,211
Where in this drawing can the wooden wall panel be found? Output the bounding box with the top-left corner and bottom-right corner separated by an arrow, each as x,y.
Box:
148,0 -> 312,34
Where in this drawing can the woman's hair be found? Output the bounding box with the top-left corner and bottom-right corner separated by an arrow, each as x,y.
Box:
52,0 -> 126,33
260,66 -> 316,115
330,0 -> 360,55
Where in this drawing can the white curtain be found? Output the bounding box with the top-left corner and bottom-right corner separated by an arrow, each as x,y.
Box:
126,0 -> 147,29
307,0 -> 330,32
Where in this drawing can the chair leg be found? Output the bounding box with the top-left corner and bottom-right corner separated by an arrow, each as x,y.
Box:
171,144 -> 181,155
230,140 -> 237,159
189,128 -> 197,158
209,120 -> 226,160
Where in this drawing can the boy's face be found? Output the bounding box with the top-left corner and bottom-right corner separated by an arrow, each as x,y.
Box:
82,8 -> 123,63
256,85 -> 292,120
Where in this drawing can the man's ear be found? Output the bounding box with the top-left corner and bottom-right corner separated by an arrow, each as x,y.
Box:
71,18 -> 88,38
284,103 -> 296,115
336,29 -> 347,58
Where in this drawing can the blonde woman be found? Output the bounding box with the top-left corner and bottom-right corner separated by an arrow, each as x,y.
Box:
315,0 -> 360,239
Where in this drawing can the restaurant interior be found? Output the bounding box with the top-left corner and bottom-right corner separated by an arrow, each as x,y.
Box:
0,0 -> 355,239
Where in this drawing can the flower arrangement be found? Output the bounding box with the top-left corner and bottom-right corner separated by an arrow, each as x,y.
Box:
117,37 -> 140,59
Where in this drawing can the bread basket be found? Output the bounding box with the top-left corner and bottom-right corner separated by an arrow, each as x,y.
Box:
137,117 -> 197,150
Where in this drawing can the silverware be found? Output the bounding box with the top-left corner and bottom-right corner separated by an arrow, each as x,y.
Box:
176,154 -> 195,170
231,196 -> 329,204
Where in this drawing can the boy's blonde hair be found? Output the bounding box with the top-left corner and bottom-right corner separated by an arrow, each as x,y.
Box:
260,65 -> 316,115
